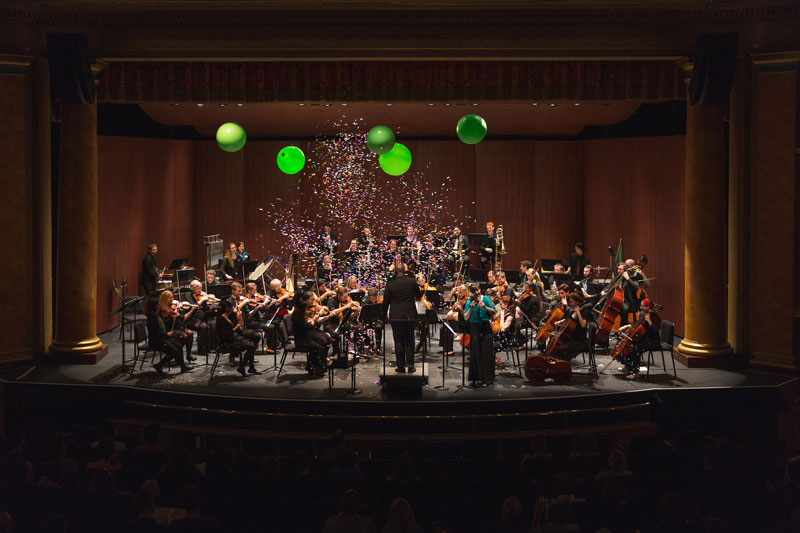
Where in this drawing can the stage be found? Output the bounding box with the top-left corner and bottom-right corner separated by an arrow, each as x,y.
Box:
1,325 -> 794,438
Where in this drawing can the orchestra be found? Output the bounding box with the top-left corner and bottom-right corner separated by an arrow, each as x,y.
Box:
136,221 -> 663,384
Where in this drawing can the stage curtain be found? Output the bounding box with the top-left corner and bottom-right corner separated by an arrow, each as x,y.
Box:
99,60 -> 685,103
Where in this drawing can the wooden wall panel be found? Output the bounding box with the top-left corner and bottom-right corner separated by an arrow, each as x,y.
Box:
748,71 -> 797,366
97,137 -> 194,333
98,135 -> 687,336
532,141 -> 585,263
191,142 -> 244,272
584,136 -> 685,335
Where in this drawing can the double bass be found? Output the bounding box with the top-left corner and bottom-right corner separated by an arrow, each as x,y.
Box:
594,255 -> 647,345
544,309 -> 578,358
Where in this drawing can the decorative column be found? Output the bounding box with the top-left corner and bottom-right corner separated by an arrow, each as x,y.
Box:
49,100 -> 108,363
676,98 -> 733,367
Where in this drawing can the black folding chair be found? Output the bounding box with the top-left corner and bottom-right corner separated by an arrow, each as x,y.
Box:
129,322 -> 165,376
646,319 -> 677,378
277,315 -> 309,378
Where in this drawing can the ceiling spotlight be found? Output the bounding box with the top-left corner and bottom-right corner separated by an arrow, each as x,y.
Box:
169,103 -> 179,106
341,103 -> 348,107
385,103 -> 393,106
236,103 -> 244,107
298,103 -> 306,107
427,103 -> 434,106
219,103 -> 226,107
573,102 -> 581,106
196,103 -> 204,107
324,103 -> 332,107
548,103 -> 556,107
531,102 -> 538,106
471,103 -> 479,106
444,103 -> 452,107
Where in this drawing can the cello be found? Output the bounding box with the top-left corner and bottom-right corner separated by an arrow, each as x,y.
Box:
594,255 -> 647,345
534,303 -> 565,344
601,302 -> 662,374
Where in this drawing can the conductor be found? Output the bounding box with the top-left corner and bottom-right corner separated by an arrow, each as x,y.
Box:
383,262 -> 422,373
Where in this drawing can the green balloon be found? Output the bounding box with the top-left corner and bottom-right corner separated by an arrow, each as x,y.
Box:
216,122 -> 247,152
378,142 -> 412,176
277,146 -> 306,175
366,125 -> 396,155
456,114 -> 487,144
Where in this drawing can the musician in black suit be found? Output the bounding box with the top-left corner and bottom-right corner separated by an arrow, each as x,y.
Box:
446,226 -> 470,274
567,242 -> 591,278
141,243 -> 160,295
600,262 -> 640,327
479,222 -> 497,270
383,263 -> 422,373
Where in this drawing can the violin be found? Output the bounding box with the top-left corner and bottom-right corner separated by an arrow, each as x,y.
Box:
160,305 -> 179,319
193,290 -> 218,305
246,293 -> 268,306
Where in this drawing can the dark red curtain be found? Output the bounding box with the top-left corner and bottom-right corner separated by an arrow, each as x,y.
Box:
99,60 -> 685,103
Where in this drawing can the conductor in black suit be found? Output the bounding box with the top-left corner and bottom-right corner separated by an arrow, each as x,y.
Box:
383,262 -> 422,373
141,243 -> 160,296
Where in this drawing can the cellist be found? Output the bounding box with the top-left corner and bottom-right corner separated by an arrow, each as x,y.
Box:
600,263 -> 640,327
549,292 -> 593,361
618,299 -> 661,377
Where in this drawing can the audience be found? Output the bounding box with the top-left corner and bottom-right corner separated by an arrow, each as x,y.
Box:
0,419 -> 788,532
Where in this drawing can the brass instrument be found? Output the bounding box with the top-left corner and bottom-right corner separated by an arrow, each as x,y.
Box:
495,225 -> 508,267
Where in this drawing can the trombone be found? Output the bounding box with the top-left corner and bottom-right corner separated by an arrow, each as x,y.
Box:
495,225 -> 508,267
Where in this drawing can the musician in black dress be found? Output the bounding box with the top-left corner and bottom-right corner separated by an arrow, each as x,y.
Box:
141,243 -> 160,295
551,292 -> 593,361
221,242 -> 242,280
145,298 -> 190,375
244,282 -> 277,355
322,287 -> 359,358
440,284 -> 469,356
567,242 -> 590,278
291,292 -> 331,377
237,241 -> 251,262
153,291 -> 194,371
216,299 -> 258,377
383,263 -> 422,373
517,281 -> 542,325
618,299 -> 661,376
226,282 -> 262,359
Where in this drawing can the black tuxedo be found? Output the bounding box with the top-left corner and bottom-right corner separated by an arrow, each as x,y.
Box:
383,274 -> 422,370
141,252 -> 158,295
568,253 -> 591,278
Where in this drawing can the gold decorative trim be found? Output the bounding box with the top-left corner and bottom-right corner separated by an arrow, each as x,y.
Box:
50,336 -> 104,354
0,54 -> 32,68
677,339 -> 733,357
751,51 -> 800,66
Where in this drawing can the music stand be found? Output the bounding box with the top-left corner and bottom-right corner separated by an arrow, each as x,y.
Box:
172,268 -> 195,294
358,303 -> 383,324
110,294 -> 144,373
504,270 -> 521,284
348,290 -> 366,303
424,289 -> 441,309
468,233 -> 489,249
540,258 -> 566,273
208,284 -> 232,299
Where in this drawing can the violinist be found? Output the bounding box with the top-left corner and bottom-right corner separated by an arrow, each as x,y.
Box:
365,287 -> 384,352
145,297 -> 190,375
618,299 -> 661,377
479,222 -> 497,270
226,282 -> 261,360
221,242 -> 241,280
486,269 -> 496,286
357,227 -> 376,254
152,290 -> 194,373
237,241 -> 251,263
440,284 -> 469,356
463,283 -> 497,386
345,275 -> 362,301
414,274 -> 434,353
317,254 -> 334,283
516,281 -> 541,324
317,281 -> 337,309
140,243 -> 162,295
291,292 -> 331,377
268,279 -> 294,317
244,282 -> 277,355
216,298 -> 259,377
495,271 -> 514,299
185,280 -> 217,356
322,287 -> 360,358
205,269 -> 219,286
384,239 -> 400,267
402,226 -> 421,265
601,262 -> 640,327
516,260 -> 533,292
550,292 -> 593,361
567,242 -> 590,277
494,296 -> 522,353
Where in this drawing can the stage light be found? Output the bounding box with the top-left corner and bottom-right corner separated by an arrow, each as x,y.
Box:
385,103 -> 393,106
298,103 -> 306,107
548,103 -> 556,107
236,103 -> 244,107
196,103 -> 204,107
573,102 -> 581,106
342,103 -> 348,107
531,102 -> 538,106
444,103 -> 452,107
324,103 -> 332,107
427,103 -> 434,106
471,103 -> 479,106
219,103 -> 226,107
170,103 -> 179,106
